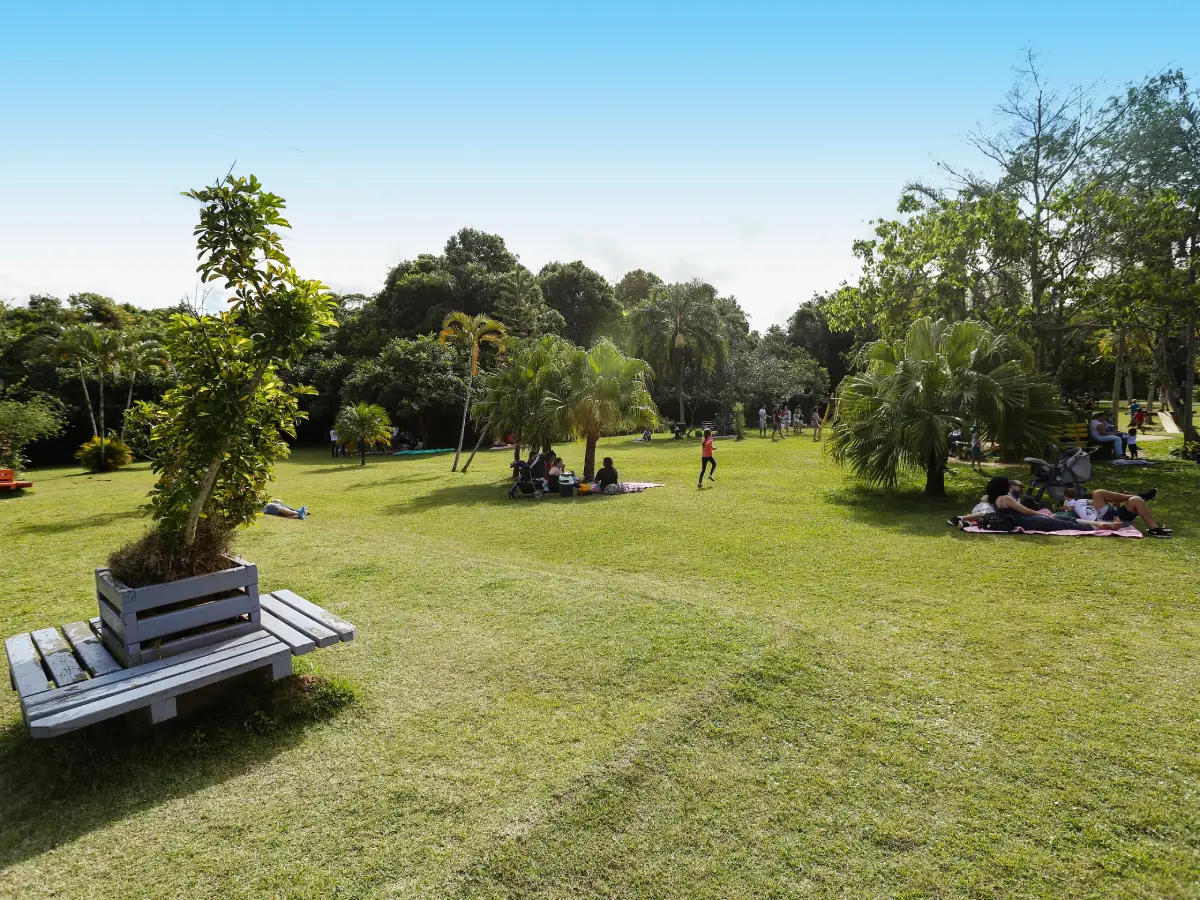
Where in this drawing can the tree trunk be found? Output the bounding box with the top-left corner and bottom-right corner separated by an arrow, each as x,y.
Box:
98,373 -> 107,467
359,438 -> 366,466
1184,323 -> 1197,442
924,451 -> 946,496
461,423 -> 489,473
676,365 -> 686,425
582,434 -> 598,482
513,443 -> 521,463
452,371 -> 472,472
122,375 -> 136,441
78,361 -> 98,437
1110,329 -> 1125,424
1124,369 -> 1134,410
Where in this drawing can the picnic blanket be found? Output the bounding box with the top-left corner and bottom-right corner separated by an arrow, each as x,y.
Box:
1110,458 -> 1154,466
393,448 -> 453,456
620,482 -> 663,493
962,523 -> 1142,538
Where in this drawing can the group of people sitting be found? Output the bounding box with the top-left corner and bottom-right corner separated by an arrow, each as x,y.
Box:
1089,410 -> 1141,459
950,475 -> 1171,537
527,448 -> 623,495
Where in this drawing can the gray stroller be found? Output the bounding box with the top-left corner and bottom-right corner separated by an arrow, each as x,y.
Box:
1023,446 -> 1096,505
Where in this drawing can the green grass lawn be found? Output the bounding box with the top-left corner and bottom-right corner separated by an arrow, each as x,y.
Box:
2,435 -> 1198,898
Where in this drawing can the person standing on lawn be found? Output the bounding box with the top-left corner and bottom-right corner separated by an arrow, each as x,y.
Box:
811,406 -> 822,441
329,427 -> 339,457
758,406 -> 767,437
698,429 -> 716,487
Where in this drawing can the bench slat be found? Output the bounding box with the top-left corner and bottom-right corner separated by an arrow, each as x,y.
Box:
270,590 -> 356,642
29,641 -> 291,738
31,628 -> 87,687
260,595 -> 338,647
259,609 -> 316,655
23,632 -> 275,714
62,621 -> 123,678
5,633 -> 50,701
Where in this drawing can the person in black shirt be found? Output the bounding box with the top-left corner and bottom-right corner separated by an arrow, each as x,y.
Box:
595,456 -> 620,494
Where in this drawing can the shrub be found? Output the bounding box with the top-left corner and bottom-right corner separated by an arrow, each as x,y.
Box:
76,435 -> 134,472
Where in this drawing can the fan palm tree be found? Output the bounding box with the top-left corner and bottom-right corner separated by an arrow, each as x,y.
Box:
117,335 -> 168,440
543,339 -> 657,481
829,317 -> 1066,495
335,403 -> 393,466
439,312 -> 507,472
630,281 -> 729,424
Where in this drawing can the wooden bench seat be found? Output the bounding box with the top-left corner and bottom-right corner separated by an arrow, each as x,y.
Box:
0,468 -> 33,490
6,590 -> 355,738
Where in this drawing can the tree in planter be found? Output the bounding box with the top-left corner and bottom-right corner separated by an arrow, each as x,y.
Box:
0,394 -> 65,472
439,312 -> 506,472
335,403 -> 392,465
830,317 -> 1064,496
543,339 -> 657,481
109,174 -> 335,586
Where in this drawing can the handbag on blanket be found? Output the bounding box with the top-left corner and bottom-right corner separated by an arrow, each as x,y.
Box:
979,512 -> 1017,532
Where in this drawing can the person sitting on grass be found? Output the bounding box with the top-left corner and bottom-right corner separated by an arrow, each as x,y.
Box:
1063,486 -> 1169,537
595,456 -> 621,494
263,499 -> 307,520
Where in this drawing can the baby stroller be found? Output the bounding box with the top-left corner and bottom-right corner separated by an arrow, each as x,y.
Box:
1024,446 -> 1096,505
508,460 -> 547,499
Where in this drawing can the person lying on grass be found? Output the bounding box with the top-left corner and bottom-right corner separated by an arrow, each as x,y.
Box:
951,477 -> 1109,532
263,499 -> 308,520
1063,486 -> 1170,537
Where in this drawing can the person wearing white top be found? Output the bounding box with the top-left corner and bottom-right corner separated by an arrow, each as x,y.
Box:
329,428 -> 339,458
1063,486 -> 1170,536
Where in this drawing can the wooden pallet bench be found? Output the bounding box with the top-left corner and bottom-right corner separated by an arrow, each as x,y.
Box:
5,590 -> 355,739
0,468 -> 33,490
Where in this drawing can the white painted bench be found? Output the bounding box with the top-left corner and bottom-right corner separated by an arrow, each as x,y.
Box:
5,590 -> 355,739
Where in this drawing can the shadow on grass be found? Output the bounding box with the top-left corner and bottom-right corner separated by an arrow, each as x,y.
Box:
0,669 -> 359,870
822,482 -> 978,536
17,509 -> 143,535
386,480 -> 523,515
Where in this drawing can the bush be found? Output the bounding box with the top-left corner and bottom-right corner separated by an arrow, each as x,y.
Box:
75,435 -> 134,472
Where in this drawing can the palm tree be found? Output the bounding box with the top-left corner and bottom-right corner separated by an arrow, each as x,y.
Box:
469,335 -> 570,468
335,403 -> 393,466
630,281 -> 729,425
117,335 -> 168,440
829,317 -> 1066,496
47,323 -> 123,466
543,339 -> 657,481
439,312 -> 507,472
46,323 -> 103,438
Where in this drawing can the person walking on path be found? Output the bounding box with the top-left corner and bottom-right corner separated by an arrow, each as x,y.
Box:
811,406 -> 823,441
698,429 -> 717,487
758,406 -> 767,437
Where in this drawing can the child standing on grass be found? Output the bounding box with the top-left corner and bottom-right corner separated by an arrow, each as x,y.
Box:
970,423 -> 983,471
698,429 -> 716,487
811,407 -> 822,441
1126,426 -> 1139,458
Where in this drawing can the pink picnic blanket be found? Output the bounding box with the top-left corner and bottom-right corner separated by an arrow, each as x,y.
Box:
619,482 -> 664,493
962,523 -> 1142,538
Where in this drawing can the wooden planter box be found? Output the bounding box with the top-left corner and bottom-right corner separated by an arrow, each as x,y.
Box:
95,556 -> 261,668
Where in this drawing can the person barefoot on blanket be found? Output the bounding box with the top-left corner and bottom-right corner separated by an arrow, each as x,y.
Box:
1063,486 -> 1170,537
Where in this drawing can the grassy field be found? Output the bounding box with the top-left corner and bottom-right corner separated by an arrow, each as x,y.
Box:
1,435 -> 1198,898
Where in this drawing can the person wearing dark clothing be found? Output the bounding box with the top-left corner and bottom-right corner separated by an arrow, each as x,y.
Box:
595,457 -> 620,494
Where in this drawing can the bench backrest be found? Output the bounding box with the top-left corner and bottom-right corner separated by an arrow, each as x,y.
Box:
0,469 -> 15,485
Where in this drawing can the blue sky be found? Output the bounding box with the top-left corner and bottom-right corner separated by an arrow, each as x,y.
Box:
2,2 -> 1198,329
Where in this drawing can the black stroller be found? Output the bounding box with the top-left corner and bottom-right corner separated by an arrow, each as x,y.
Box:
1023,446 -> 1096,505
509,459 -> 548,499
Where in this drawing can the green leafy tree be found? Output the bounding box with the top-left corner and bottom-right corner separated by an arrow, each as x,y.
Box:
341,335 -> 462,444
543,339 -> 657,481
439,312 -> 507,472
112,174 -> 335,583
117,335 -> 168,440
538,261 -> 621,346
0,394 -> 65,472
335,402 -> 392,466
614,269 -> 663,309
493,267 -> 564,338
830,317 -> 1065,495
45,322 -> 123,466
630,280 -> 730,423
